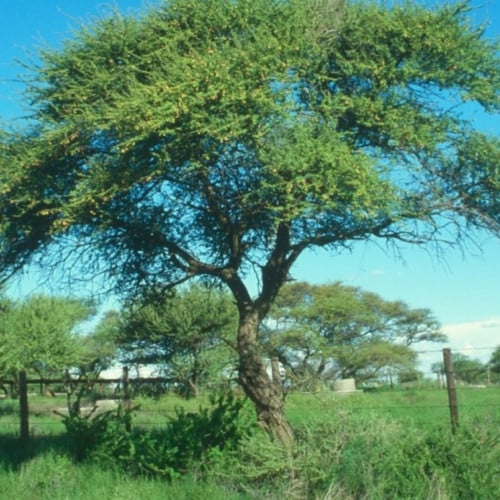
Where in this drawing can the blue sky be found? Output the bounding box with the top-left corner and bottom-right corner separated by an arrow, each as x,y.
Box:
1,0 -> 499,371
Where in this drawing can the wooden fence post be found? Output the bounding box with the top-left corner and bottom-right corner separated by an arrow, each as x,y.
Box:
122,367 -> 131,431
443,348 -> 459,434
123,366 -> 131,410
19,370 -> 29,443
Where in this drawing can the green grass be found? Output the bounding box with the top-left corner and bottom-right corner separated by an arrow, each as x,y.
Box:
1,386 -> 498,438
285,386 -> 500,428
0,387 -> 498,499
0,450 -> 247,500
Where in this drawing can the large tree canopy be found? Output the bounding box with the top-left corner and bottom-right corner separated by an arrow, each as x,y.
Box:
0,0 -> 498,441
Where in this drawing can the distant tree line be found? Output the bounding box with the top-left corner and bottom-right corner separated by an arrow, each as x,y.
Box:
4,282 -> 497,398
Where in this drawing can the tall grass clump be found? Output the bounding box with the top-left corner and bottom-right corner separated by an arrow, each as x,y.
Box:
0,450 -> 245,500
205,409 -> 360,498
205,410 -> 499,499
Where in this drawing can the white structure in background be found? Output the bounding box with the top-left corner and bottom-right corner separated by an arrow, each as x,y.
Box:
99,364 -> 159,380
332,378 -> 361,395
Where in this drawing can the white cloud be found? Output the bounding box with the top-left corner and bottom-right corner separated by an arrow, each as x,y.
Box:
368,269 -> 385,276
416,317 -> 500,373
441,317 -> 500,349
480,321 -> 500,329
460,343 -> 476,357
441,317 -> 499,362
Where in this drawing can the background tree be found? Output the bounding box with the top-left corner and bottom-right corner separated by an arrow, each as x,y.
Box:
452,353 -> 487,384
331,340 -> 417,385
432,352 -> 487,385
263,282 -> 443,387
76,310 -> 120,377
0,294 -> 16,395
488,345 -> 500,383
0,0 -> 498,441
117,284 -> 238,398
0,295 -> 94,393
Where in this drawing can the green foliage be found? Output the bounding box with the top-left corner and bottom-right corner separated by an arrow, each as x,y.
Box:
77,310 -> 120,376
61,392 -> 254,479
1,390 -> 499,498
8,451 -> 76,496
336,418 -> 499,499
62,404 -> 134,463
1,0 -> 498,289
0,450 -> 244,500
1,0 -> 498,440
432,352 -> 487,384
488,345 -> 500,380
264,282 -> 444,385
398,367 -> 423,384
118,284 -> 238,397
0,294 -> 94,379
158,392 -> 254,472
423,420 -> 500,498
205,410 -> 499,499
452,353 -> 487,384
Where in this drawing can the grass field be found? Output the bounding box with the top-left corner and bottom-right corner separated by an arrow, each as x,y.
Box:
0,386 -> 499,499
286,386 -> 500,427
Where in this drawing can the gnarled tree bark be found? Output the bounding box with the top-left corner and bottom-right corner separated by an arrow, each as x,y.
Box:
237,309 -> 294,444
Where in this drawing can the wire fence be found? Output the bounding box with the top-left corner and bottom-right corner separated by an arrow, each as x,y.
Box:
1,388 -> 499,432
1,348 -> 499,440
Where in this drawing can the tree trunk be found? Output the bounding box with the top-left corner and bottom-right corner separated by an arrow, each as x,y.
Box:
188,377 -> 200,398
189,358 -> 201,398
270,357 -> 282,393
237,311 -> 294,444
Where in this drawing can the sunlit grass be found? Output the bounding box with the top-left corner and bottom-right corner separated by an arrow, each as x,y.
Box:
0,386 -> 498,499
0,450 -> 248,500
285,386 -> 500,428
2,386 -> 499,435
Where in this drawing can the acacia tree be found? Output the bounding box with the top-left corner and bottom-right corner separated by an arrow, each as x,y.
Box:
0,0 -> 498,441
76,310 -> 120,377
263,282 -> 444,386
0,294 -> 16,394
0,295 -> 93,385
117,284 -> 238,397
488,345 -> 500,380
432,352 -> 487,384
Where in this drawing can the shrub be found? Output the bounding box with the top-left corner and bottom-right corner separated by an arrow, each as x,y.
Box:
422,418 -> 500,499
163,391 -> 254,471
206,410 -> 499,499
62,404 -> 134,462
61,391 -> 254,479
206,410 -> 355,498
128,391 -> 255,478
335,417 -> 500,499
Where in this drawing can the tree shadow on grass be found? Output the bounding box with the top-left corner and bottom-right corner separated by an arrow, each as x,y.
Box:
0,433 -> 70,471
0,400 -> 17,416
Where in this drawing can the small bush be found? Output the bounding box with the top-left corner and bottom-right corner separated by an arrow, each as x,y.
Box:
62,404 -> 134,462
127,392 -> 255,479
206,410 -> 355,498
57,393 -> 499,497
164,391 -> 254,471
61,391 -> 254,479
422,418 -> 500,499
